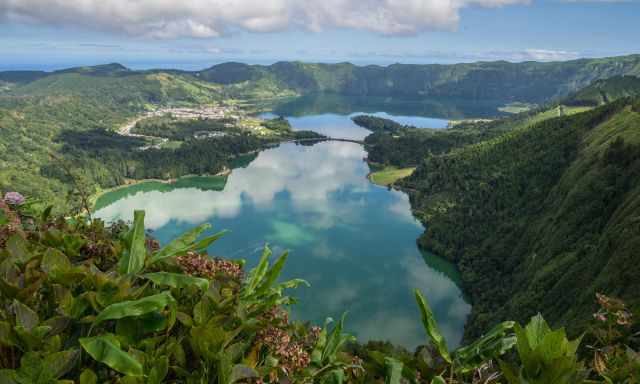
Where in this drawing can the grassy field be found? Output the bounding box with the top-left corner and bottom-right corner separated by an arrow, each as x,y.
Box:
368,166 -> 415,186
498,102 -> 538,114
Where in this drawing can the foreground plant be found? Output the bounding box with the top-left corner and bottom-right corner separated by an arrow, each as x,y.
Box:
0,202 -> 355,383
2,194 -> 639,383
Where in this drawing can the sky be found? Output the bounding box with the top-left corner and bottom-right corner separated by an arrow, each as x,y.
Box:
0,0 -> 638,71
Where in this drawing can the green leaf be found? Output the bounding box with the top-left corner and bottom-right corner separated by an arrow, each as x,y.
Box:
430,376 -> 447,384
15,350 -> 79,384
384,357 -> 404,384
142,272 -> 209,291
322,313 -> 354,364
192,230 -> 228,253
41,248 -> 71,278
524,313 -> 551,350
242,246 -> 271,298
149,223 -> 211,264
147,356 -> 169,384
0,370 -> 18,384
94,292 -> 175,325
453,321 -> 516,373
0,321 -> 17,347
13,300 -> 38,331
0,210 -> 7,226
43,349 -> 80,380
119,210 -> 146,275
79,335 -> 143,377
415,289 -> 451,364
40,206 -> 53,224
229,364 -> 258,383
79,369 -> 97,384
323,369 -> 345,384
256,251 -> 288,295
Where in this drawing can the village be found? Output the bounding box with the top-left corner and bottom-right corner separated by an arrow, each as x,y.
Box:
147,105 -> 239,120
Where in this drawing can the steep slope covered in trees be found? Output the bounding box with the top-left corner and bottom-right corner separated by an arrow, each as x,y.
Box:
565,75 -> 640,106
400,98 -> 640,339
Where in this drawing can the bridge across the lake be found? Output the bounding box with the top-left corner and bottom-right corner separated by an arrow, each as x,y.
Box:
287,137 -> 365,145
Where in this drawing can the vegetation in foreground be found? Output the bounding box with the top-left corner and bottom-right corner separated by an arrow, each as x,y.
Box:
1,193 -> 639,383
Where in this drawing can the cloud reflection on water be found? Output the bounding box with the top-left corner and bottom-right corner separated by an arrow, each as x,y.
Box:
95,140 -> 469,350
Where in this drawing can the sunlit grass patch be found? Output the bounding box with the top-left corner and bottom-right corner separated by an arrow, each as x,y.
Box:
368,166 -> 415,186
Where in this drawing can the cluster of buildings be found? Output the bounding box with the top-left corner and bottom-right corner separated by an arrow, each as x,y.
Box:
148,106 -> 237,120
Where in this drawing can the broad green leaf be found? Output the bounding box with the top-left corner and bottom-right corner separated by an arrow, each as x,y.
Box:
80,335 -> 143,376
13,300 -> 38,331
191,230 -> 228,252
149,223 -> 211,264
43,349 -> 80,380
94,292 -> 175,325
384,357 -> 403,384
415,289 -> 451,363
242,246 -> 271,297
0,321 -> 17,347
322,313 -> 354,364
229,364 -> 258,383
15,350 -> 79,384
256,251 -> 288,295
79,369 -> 97,384
323,369 -> 345,384
41,248 -> 71,278
147,356 -> 169,384
430,376 -> 447,384
119,210 -> 146,275
453,321 -> 516,373
142,272 -> 209,291
498,359 -> 521,384
524,313 -> 551,350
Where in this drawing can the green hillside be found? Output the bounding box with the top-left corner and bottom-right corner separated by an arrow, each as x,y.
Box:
565,75 -> 640,106
398,97 -> 640,339
197,55 -> 640,102
360,102 -> 590,167
0,68 -> 227,210
4,54 -> 640,104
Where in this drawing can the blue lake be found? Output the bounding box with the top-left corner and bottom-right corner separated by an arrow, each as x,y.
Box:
95,105 -> 475,349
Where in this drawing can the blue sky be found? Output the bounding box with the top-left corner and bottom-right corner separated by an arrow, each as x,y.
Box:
0,0 -> 638,70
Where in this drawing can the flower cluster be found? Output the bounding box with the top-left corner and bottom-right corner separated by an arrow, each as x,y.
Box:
346,355 -> 365,379
594,293 -> 632,327
256,326 -> 311,375
176,251 -> 243,280
0,199 -> 23,248
3,192 -> 25,206
145,237 -> 161,253
259,306 -> 289,326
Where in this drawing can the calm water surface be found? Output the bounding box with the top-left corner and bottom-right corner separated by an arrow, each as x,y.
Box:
260,111 -> 448,140
95,105 -> 477,349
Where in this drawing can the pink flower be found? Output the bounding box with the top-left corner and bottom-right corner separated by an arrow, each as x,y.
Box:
4,192 -> 25,206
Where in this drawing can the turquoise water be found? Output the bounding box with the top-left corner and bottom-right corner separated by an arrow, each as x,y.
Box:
95,109 -> 474,350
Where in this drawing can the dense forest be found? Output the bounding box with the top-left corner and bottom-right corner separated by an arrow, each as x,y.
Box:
391,97 -> 640,341
358,107 -> 570,167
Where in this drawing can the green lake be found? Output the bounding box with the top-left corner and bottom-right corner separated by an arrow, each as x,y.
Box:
95,102 -> 482,349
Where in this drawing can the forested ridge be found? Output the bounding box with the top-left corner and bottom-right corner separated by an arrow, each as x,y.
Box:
395,97 -> 640,340
195,55 -> 640,102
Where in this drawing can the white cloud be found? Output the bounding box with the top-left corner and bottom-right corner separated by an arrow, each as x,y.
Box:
0,0 -> 529,39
